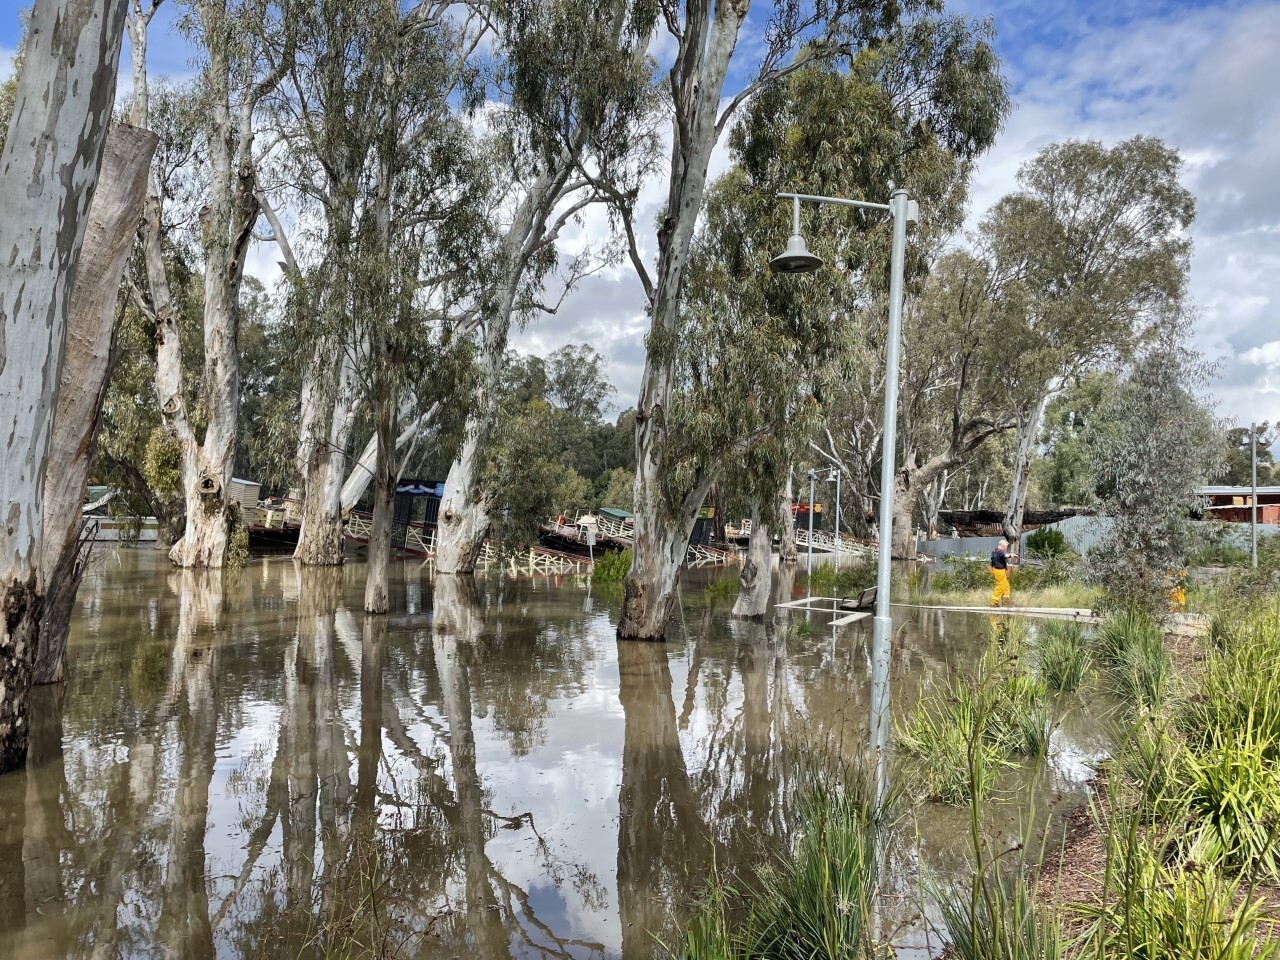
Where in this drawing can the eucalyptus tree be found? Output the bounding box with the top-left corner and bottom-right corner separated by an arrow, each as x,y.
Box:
126,0 -> 294,568
1090,319 -> 1220,614
679,168 -> 849,619
0,0 -> 131,769
990,136 -> 1196,541
817,249 -> 1026,556
612,9 -> 1010,639
432,0 -> 657,576
255,0 -> 489,566
37,125 -> 159,686
329,0 -> 491,614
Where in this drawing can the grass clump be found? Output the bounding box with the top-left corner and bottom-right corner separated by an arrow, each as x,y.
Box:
591,547 -> 631,583
796,563 -> 878,598
1075,801 -> 1278,960
899,630 -> 1055,804
1034,621 -> 1091,693
663,765 -> 885,960
704,575 -> 738,601
1094,609 -> 1169,708
931,654 -> 1066,960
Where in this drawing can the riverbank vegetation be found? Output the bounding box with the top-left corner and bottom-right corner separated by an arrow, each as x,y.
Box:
668,600 -> 1280,958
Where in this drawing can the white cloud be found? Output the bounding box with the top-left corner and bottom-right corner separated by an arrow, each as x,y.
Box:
963,0 -> 1280,429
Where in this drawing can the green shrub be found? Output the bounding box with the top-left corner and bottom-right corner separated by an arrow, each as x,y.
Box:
703,576 -> 738,602
1026,527 -> 1072,559
1076,806 -> 1278,960
899,645 -> 1053,804
1182,727 -> 1280,880
591,548 -> 632,583
935,866 -> 1065,960
1034,621 -> 1092,693
663,767 -> 883,960
1095,609 -> 1162,665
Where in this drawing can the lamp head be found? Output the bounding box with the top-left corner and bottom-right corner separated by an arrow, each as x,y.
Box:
770,233 -> 823,274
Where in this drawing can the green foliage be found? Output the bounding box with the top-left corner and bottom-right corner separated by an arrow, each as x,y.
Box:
1075,806 -> 1278,960
930,557 -> 992,593
1088,327 -> 1222,616
1095,609 -> 1169,708
1033,372 -> 1119,509
663,766 -> 884,960
1033,621 -> 1091,693
142,428 -> 184,496
898,638 -> 1054,804
591,548 -> 631,584
225,507 -> 249,569
704,576 -> 737,602
1026,528 -> 1071,559
796,563 -> 877,597
935,864 -> 1064,960
596,467 -> 636,512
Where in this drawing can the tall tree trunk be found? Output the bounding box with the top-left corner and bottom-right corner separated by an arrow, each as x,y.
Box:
36,123 -> 157,685
618,0 -> 748,641
0,0 -> 129,772
435,163 -> 571,577
294,353 -> 356,565
435,419 -> 493,575
1003,395 -> 1048,542
363,400 -> 396,614
618,479 -> 710,641
892,473 -> 916,560
777,480 -> 797,564
732,505 -> 771,619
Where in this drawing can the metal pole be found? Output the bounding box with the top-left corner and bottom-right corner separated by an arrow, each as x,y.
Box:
807,468 -> 816,576
870,190 -> 910,809
1252,422 -> 1259,569
834,470 -> 842,569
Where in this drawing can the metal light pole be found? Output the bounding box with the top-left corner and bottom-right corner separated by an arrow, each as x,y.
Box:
829,468 -> 842,568
807,467 -> 816,576
1252,422 -> 1259,569
771,189 -> 916,809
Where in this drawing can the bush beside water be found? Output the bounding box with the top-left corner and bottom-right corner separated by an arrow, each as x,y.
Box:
590,548 -> 631,583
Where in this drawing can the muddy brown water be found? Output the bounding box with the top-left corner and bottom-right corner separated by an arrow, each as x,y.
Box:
1,550 -> 1109,959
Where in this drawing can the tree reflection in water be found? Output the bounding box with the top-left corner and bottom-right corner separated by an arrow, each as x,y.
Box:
0,554 -> 1088,960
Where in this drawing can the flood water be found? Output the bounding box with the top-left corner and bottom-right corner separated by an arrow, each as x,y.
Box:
1,550 -> 1107,959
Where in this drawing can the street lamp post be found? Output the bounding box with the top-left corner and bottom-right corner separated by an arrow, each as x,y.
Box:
1252,422 -> 1259,570
807,467 -> 816,576
771,189 -> 916,809
829,468 -> 842,568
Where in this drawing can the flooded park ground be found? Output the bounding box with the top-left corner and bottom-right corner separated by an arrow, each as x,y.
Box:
0,548 -> 1115,959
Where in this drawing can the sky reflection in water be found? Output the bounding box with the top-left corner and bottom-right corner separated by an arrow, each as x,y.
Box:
0,550 -> 1104,959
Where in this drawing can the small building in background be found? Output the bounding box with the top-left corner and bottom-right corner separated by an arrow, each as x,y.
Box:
1197,485 -> 1280,524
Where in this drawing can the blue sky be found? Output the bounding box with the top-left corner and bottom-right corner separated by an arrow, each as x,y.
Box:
3,0 -> 1278,430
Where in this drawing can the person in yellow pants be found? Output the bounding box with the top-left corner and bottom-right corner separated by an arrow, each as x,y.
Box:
990,539 -> 1013,607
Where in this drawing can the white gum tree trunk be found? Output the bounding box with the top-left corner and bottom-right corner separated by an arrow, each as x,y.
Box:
339,402 -> 436,512
435,162 -> 579,577
363,402 -> 396,614
36,122 -> 158,685
1002,394 -> 1048,542
0,0 -> 130,771
127,1 -> 286,569
731,506 -> 772,620
294,352 -> 356,565
618,0 -> 749,640
777,480 -> 797,565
